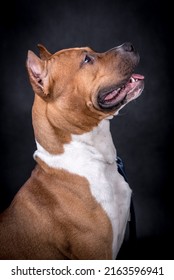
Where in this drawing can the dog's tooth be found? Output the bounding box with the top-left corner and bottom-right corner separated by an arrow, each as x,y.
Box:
130,77 -> 135,83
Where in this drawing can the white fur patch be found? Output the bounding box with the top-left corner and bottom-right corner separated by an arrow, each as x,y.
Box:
34,119 -> 131,259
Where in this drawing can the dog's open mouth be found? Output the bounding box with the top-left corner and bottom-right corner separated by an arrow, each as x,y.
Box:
98,73 -> 144,110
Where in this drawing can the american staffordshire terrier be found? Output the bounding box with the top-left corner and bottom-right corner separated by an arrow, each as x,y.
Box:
0,42 -> 144,259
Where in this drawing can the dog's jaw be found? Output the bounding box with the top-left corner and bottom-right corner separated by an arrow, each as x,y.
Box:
97,73 -> 144,111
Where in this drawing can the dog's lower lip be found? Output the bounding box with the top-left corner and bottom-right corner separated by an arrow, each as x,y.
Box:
98,73 -> 144,109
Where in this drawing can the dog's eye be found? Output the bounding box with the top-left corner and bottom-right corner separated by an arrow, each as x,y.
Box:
84,55 -> 93,64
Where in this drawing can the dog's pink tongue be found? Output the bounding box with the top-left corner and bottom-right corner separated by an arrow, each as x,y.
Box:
132,73 -> 144,80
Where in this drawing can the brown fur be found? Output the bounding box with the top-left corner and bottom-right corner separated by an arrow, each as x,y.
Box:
0,161 -> 112,259
0,43 -> 141,259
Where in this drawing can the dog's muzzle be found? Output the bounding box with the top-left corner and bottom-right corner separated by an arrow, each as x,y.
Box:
98,73 -> 144,110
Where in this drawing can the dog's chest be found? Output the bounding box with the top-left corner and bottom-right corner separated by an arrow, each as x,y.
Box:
34,119 -> 131,259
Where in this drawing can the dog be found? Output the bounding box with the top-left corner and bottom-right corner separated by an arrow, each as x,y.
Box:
0,42 -> 144,259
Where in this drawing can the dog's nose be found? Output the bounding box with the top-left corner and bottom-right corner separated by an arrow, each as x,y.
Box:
121,42 -> 135,52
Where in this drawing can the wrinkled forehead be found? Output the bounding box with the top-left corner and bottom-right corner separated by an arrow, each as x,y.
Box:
54,47 -> 94,56
53,47 -> 95,58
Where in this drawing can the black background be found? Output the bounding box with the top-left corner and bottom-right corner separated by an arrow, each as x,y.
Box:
0,0 -> 173,259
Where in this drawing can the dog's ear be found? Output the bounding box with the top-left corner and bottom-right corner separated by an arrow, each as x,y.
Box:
26,50 -> 49,98
37,44 -> 52,60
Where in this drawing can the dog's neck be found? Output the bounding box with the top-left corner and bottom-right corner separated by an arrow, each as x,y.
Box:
32,94 -> 112,155
34,118 -> 117,168
32,95 -> 72,154
32,94 -> 117,162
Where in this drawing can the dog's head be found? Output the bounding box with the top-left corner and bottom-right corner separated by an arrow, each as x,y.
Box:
26,43 -> 144,133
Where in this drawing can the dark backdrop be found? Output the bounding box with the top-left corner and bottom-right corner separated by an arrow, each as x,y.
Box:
0,0 -> 173,259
